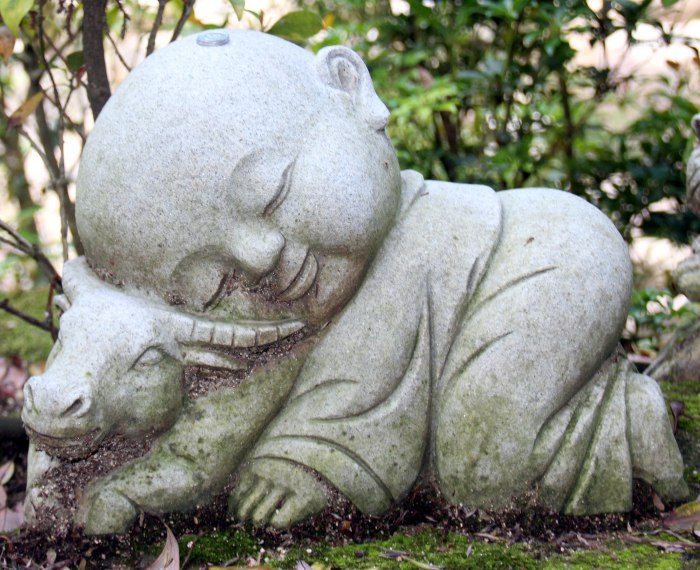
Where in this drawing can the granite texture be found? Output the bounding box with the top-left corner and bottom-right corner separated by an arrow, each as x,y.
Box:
22,29 -> 687,535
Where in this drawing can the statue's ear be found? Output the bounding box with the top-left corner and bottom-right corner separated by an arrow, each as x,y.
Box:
692,114 -> 700,141
315,46 -> 390,130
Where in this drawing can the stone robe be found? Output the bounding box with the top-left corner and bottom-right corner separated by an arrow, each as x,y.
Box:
248,170 -> 686,514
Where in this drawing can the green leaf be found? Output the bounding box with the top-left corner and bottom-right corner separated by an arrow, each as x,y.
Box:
65,51 -> 84,72
228,0 -> 245,21
266,10 -> 323,42
662,0 -> 681,6
0,0 -> 33,37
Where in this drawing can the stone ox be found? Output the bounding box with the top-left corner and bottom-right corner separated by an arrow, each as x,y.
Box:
22,30 -> 688,535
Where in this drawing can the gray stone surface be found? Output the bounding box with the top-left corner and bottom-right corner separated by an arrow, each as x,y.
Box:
23,29 -> 687,535
674,117 -> 700,300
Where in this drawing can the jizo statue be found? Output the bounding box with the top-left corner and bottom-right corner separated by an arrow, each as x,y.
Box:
21,30 -> 687,534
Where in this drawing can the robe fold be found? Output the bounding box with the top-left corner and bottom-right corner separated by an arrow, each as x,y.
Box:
250,171 -> 502,512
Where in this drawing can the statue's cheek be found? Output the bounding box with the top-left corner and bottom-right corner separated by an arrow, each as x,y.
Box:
275,129 -> 400,256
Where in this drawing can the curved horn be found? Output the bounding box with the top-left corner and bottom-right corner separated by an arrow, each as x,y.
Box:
175,312 -> 304,350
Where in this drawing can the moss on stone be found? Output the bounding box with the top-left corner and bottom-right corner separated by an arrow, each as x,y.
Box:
178,529 -> 258,566
0,286 -> 54,364
658,380 -> 700,493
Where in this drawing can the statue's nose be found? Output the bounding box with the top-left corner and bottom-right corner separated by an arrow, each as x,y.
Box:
22,376 -> 93,419
23,376 -> 38,414
229,222 -> 286,282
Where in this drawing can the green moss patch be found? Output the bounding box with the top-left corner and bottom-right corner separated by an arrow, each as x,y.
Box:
545,543 -> 684,570
179,530 -> 258,566
0,286 -> 54,364
658,380 -> 700,491
264,531 -> 684,570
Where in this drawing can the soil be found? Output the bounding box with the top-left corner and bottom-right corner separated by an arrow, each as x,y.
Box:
1,424 -> 674,569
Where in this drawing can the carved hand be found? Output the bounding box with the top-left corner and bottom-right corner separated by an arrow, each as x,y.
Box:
229,458 -> 328,528
75,482 -> 137,535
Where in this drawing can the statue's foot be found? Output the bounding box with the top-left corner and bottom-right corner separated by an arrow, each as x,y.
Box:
627,373 -> 689,502
76,484 -> 137,535
229,458 -> 328,528
673,254 -> 700,302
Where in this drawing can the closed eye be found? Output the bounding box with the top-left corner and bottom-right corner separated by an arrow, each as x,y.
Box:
262,158 -> 295,217
134,346 -> 166,369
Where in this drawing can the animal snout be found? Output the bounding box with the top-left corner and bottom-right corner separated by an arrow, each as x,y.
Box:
23,376 -> 93,419
23,377 -> 37,414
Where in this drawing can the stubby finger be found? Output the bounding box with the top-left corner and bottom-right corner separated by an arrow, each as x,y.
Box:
269,495 -> 309,529
251,487 -> 287,526
236,478 -> 271,521
229,472 -> 259,513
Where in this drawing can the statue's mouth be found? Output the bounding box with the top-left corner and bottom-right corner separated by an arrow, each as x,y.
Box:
24,426 -> 104,460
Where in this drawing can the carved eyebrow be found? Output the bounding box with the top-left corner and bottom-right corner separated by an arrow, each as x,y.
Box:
263,158 -> 296,217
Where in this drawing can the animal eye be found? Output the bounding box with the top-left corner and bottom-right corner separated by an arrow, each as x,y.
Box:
134,347 -> 166,368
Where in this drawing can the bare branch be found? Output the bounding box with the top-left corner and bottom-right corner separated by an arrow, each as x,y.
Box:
82,0 -> 111,119
41,31 -> 88,92
105,30 -> 132,71
47,280 -> 58,341
171,0 -> 195,43
0,219 -> 62,290
0,298 -> 52,332
15,126 -> 53,173
147,0 -> 169,56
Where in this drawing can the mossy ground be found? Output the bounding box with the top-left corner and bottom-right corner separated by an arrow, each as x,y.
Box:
161,528 -> 694,569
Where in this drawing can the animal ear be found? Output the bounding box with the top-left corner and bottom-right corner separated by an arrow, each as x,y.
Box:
54,294 -> 71,313
315,46 -> 390,130
61,257 -> 111,299
692,114 -> 700,141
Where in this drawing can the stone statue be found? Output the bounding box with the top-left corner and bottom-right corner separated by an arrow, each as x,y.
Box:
673,114 -> 700,300
21,29 -> 688,535
646,115 -> 700,383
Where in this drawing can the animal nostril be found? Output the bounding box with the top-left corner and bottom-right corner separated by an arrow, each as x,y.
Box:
61,394 -> 91,418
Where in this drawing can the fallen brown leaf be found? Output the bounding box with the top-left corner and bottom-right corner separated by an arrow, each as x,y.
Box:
670,400 -> 685,434
474,532 -> 506,542
147,524 -> 179,570
8,92 -> 44,129
0,26 -> 15,64
664,498 -> 700,532
0,357 -> 28,400
213,567 -> 275,570
652,492 -> 666,512
623,533 -> 700,552
0,461 -> 14,486
0,503 -> 24,532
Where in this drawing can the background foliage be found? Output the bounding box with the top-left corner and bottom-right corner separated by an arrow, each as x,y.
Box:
0,0 -> 699,346
307,0 -> 700,242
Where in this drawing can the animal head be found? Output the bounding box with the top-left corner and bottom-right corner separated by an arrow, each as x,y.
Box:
22,258 -> 304,460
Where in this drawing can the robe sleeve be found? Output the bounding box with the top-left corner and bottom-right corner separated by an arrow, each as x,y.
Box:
249,173 -> 503,513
